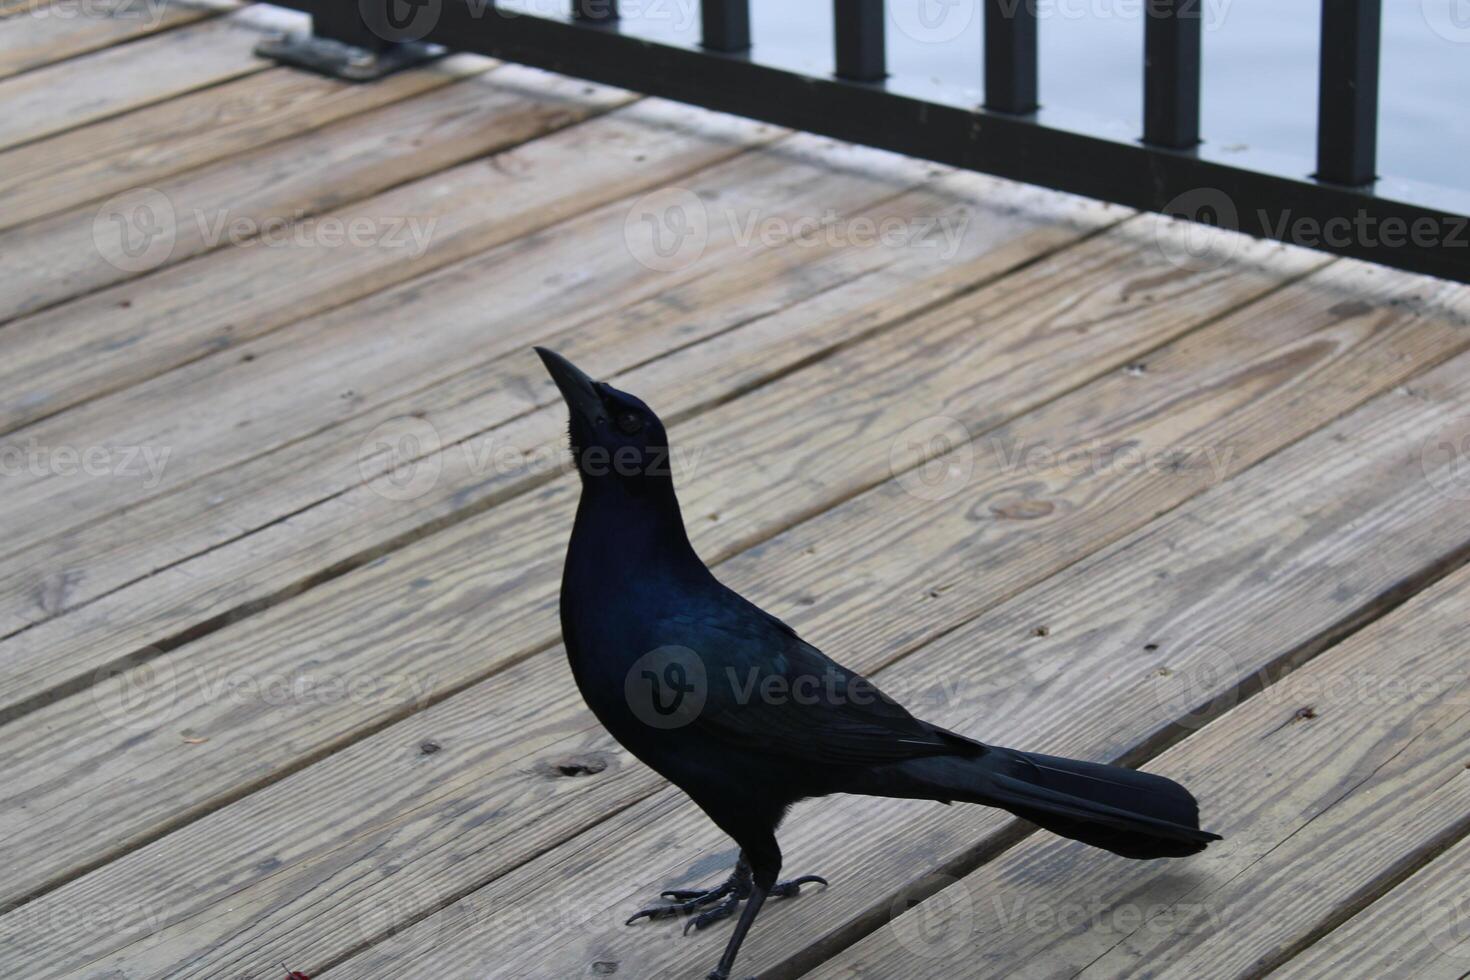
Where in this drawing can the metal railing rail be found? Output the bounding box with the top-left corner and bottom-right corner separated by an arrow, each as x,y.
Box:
262,0 -> 1470,284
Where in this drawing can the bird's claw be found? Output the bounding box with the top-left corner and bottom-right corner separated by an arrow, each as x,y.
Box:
769,874 -> 828,898
682,893 -> 741,935
627,879 -> 739,925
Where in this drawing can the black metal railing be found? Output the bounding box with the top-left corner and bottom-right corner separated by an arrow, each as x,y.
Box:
262,0 -> 1469,284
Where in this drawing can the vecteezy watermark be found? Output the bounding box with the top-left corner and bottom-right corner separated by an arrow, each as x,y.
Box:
888,875 -> 976,958
1147,640 -> 1243,731
357,0 -> 698,44
356,878 -> 440,961
90,652 -> 437,732
93,188 -> 177,274
623,187 -> 711,273
0,438 -> 171,487
92,188 -> 438,273
1422,0 -> 1470,44
890,415 -> 975,502
989,893 -> 1220,937
23,0 -> 168,23
91,652 -> 175,733
358,415 -> 445,502
622,187 -> 976,272
355,414 -> 709,501
622,648 -> 963,730
1424,891 -> 1470,959
1257,668 -> 1470,711
890,0 -> 1233,44
1420,411 -> 1470,502
1155,186 -> 1470,272
625,646 -> 710,730
988,437 -> 1238,484
0,897 -> 170,950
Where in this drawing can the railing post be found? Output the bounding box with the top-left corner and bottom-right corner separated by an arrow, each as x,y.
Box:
984,0 -> 1038,113
834,0 -> 885,81
254,0 -> 444,81
1143,0 -> 1202,148
1316,0 -> 1381,185
702,0 -> 751,52
310,4 -> 392,53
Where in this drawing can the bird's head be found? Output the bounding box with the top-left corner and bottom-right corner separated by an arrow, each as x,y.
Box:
535,347 -> 673,487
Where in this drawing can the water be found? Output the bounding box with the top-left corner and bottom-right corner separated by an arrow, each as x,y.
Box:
573,0 -> 1468,194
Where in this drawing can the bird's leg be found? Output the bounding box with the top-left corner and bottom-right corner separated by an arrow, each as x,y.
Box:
706,878 -> 767,980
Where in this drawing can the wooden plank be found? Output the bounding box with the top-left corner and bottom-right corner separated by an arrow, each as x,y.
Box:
0,227 -> 1422,957
0,90 -> 774,442
0,4 -> 300,151
0,60 -> 640,323
0,129 -> 931,574
0,0 -> 55,17
0,214 -> 1314,914
0,146 -> 1035,714
0,58 -> 491,233
0,0 -> 234,80
1274,833 -> 1470,980
0,0 -> 56,16
313,311 -> 1470,980
0,166 -> 1111,676
807,568 -> 1470,980
0,166 -> 1105,963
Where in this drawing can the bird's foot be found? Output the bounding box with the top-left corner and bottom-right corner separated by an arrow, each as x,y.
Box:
681,890 -> 742,935
625,871 -> 829,929
625,875 -> 745,926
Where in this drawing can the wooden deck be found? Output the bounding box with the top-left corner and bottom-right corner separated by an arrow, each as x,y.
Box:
3,4 -> 1469,978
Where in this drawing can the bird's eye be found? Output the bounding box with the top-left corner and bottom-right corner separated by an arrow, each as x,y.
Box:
615,411 -> 644,435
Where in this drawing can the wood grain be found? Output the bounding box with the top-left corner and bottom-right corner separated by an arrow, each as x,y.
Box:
0,212 -> 1308,915
0,57 -> 492,233
318,313 -> 1470,980
0,61 -> 636,323
14,249 -> 1468,975
0,90 -> 788,445
807,562 -> 1470,980
1273,832 -> 1470,980
0,4 -> 299,152
0,0 -> 234,81
0,165 -> 1112,717
0,129 -> 930,623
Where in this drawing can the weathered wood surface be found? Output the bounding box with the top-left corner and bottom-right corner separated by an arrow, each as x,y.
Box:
809,560 -> 1470,980
0,174 -> 1119,973
0,166 -> 1134,908
5,14 -> 1470,979
0,0 -> 234,80
0,91 -> 791,443
1273,832 -> 1470,980
320,308 -> 1470,980
13,251 -> 1470,975
0,57 -> 490,233
0,60 -> 642,323
0,163 -> 1112,720
0,129 -> 911,645
0,4 -> 298,151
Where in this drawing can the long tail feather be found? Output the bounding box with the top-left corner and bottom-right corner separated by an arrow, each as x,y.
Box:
890,746 -> 1222,859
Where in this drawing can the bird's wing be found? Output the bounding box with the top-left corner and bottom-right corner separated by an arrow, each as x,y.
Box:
655,598 -> 981,768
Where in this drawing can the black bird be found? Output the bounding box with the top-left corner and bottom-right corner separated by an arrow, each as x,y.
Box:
535,347 -> 1221,980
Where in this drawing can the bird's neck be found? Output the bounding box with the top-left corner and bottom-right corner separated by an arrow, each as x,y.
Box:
567,474 -> 705,578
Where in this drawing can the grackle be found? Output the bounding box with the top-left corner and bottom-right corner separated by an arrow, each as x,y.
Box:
536,347 -> 1221,980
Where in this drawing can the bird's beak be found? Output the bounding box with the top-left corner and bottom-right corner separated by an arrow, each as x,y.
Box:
535,347 -> 604,427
